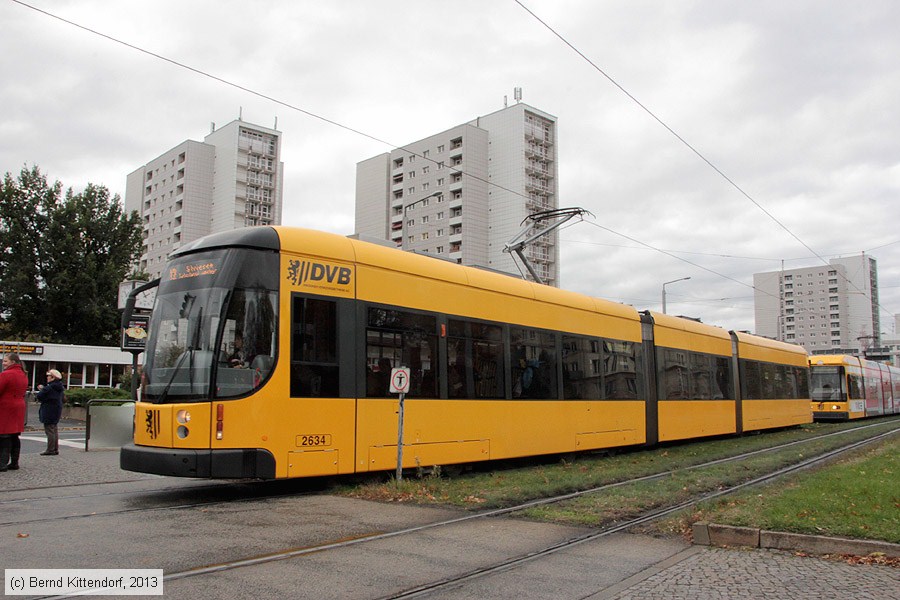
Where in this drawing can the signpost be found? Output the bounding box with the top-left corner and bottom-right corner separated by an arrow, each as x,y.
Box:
389,366 -> 411,481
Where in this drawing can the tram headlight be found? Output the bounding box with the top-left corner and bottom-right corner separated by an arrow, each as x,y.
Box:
176,425 -> 190,439
831,404 -> 839,410
176,410 -> 191,424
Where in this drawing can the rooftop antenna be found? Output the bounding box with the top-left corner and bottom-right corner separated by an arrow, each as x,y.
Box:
504,95 -> 508,108
514,87 -> 523,103
274,116 -> 278,129
238,106 -> 243,121
504,207 -> 592,284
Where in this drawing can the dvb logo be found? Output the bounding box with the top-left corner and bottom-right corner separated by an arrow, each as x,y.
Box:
287,260 -> 352,287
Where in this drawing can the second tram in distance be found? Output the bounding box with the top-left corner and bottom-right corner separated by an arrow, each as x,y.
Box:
121,227 -> 811,480
809,354 -> 900,420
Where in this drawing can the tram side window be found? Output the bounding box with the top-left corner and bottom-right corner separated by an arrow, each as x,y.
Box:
561,335 -> 601,400
290,296 -> 339,397
760,363 -> 777,398
690,354 -> 713,399
714,357 -> 732,399
658,349 -> 690,400
659,349 -> 732,400
741,359 -> 806,400
847,374 -> 865,399
604,340 -> 640,399
366,308 -> 438,398
447,320 -> 504,399
742,360 -> 762,400
795,367 -> 810,399
511,328 -> 557,399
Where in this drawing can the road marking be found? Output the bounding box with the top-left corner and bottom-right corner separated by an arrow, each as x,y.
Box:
19,435 -> 86,449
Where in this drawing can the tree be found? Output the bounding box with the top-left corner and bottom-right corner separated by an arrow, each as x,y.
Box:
0,166 -> 59,339
0,166 -> 142,345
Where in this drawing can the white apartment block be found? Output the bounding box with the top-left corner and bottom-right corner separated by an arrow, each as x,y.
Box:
355,102 -> 559,286
125,119 -> 283,279
753,255 -> 881,354
882,314 -> 900,367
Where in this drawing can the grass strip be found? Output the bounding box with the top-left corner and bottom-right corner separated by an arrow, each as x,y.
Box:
658,438 -> 899,543
338,419 -> 898,511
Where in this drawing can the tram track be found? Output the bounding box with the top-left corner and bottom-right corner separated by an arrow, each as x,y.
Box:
135,419 -> 898,594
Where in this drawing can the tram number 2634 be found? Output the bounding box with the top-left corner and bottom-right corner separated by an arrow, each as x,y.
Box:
297,434 -> 331,447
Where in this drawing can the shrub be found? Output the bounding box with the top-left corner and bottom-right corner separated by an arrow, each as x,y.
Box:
64,387 -> 131,407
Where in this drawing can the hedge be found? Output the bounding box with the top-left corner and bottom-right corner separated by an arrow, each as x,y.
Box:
63,387 -> 132,407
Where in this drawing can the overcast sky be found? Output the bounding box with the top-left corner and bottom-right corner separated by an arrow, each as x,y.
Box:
2,0 -> 898,336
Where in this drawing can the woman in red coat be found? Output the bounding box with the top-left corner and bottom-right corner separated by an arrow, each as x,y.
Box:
0,353 -> 28,471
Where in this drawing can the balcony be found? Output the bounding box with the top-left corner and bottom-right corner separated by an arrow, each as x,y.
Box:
524,126 -> 553,145
524,145 -> 553,161
525,180 -> 553,194
525,162 -> 551,177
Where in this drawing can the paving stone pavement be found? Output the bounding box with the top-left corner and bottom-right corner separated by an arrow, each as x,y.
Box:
606,546 -> 900,600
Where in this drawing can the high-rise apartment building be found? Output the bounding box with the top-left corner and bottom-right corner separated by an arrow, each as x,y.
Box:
753,255 -> 881,353
355,101 -> 559,285
125,119 -> 283,279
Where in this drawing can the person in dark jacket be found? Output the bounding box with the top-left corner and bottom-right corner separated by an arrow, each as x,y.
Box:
36,368 -> 65,456
0,353 -> 28,471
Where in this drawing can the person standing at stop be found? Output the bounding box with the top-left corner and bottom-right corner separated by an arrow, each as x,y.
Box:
37,368 -> 65,456
0,353 -> 28,471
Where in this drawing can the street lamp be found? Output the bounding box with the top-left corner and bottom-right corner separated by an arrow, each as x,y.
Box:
661,277 -> 691,314
401,191 -> 442,251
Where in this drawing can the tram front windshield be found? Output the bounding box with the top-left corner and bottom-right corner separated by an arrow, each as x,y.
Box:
142,248 -> 279,403
810,366 -> 844,402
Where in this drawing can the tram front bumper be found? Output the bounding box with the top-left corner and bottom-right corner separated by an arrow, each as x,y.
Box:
120,443 -> 276,479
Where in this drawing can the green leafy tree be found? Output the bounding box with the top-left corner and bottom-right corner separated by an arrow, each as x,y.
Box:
0,166 -> 59,339
0,166 -> 142,345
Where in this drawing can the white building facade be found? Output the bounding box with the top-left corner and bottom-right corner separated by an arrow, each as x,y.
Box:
753,255 -> 881,354
125,120 -> 283,279
355,102 -> 559,286
1,341 -> 140,391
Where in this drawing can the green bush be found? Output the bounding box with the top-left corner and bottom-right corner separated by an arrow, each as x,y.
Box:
64,387 -> 131,407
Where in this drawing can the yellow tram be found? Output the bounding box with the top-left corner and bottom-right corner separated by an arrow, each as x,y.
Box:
121,227 -> 811,479
809,354 -> 900,420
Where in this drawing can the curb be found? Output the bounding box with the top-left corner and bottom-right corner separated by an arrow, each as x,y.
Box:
693,522 -> 900,558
